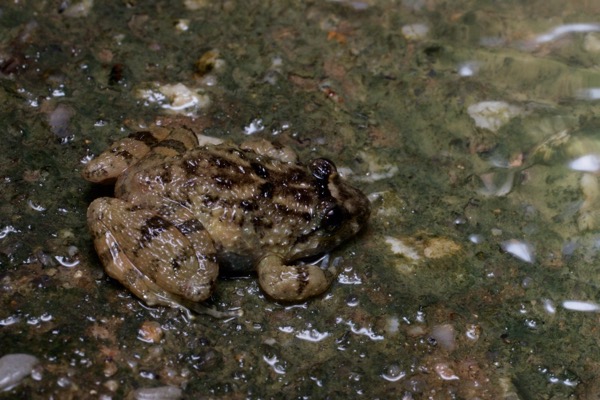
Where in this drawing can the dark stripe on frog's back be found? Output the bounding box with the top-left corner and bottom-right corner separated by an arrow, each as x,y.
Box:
176,218 -> 205,234
154,139 -> 190,155
128,129 -> 197,155
165,145 -> 321,238
128,131 -> 160,147
178,147 -> 258,184
110,149 -> 135,162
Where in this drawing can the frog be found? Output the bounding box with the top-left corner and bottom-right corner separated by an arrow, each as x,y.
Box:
82,125 -> 370,315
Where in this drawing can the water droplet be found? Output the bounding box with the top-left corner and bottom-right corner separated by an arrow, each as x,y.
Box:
381,363 -> 405,382
0,226 -> 19,239
295,329 -> 330,342
346,295 -> 359,307
54,256 -> 80,268
262,354 -> 285,375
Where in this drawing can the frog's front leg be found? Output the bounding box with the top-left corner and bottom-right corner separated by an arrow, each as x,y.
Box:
256,255 -> 337,301
87,197 -> 219,307
83,126 -> 202,184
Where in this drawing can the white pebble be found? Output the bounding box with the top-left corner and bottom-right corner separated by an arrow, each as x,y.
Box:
458,61 -> 480,77
584,32 -> 600,52
562,300 -> 600,312
576,88 -> 600,100
542,299 -> 556,314
501,239 -> 534,263
401,23 -> 429,40
467,101 -> 522,132
535,23 -> 600,44
569,154 -> 600,172
469,234 -> 483,244
385,236 -> 420,259
62,0 -> 94,18
136,83 -> 210,116
133,385 -> 182,400
0,353 -> 39,391
430,324 -> 456,351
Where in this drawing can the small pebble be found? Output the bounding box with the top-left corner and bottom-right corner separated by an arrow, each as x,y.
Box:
133,385 -> 182,400
0,353 -> 39,391
138,321 -> 163,343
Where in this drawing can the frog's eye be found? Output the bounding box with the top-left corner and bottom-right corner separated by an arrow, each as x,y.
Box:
310,158 -> 337,181
321,204 -> 345,232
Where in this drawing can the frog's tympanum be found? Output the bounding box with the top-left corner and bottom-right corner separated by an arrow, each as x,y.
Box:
83,126 -> 370,313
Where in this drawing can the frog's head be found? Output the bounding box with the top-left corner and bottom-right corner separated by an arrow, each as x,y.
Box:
290,158 -> 370,260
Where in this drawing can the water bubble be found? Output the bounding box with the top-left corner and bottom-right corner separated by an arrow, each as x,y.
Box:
139,370 -> 157,379
262,354 -> 286,375
278,326 -> 294,334
0,316 -> 20,326
337,318 -> 384,341
346,295 -> 359,307
243,118 -> 265,135
381,363 -> 405,382
0,226 -> 18,239
57,376 -> 71,388
54,256 -> 80,268
524,318 -> 538,329
295,329 -> 330,342
310,375 -> 324,387
27,200 -> 46,212
465,324 -> 481,341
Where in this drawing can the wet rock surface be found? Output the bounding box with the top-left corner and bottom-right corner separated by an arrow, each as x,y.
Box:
2,1 -> 600,398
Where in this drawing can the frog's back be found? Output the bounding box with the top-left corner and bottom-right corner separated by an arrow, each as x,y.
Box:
175,144 -> 324,259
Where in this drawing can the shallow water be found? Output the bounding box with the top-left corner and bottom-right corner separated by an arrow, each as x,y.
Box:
2,0 -> 600,398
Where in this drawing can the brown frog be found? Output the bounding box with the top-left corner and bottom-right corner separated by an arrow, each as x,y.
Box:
83,126 -> 370,315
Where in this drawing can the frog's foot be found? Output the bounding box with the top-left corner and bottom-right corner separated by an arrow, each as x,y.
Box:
256,254 -> 337,302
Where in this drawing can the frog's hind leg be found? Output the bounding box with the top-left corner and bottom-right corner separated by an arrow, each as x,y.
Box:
87,197 -> 220,306
256,254 -> 337,302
